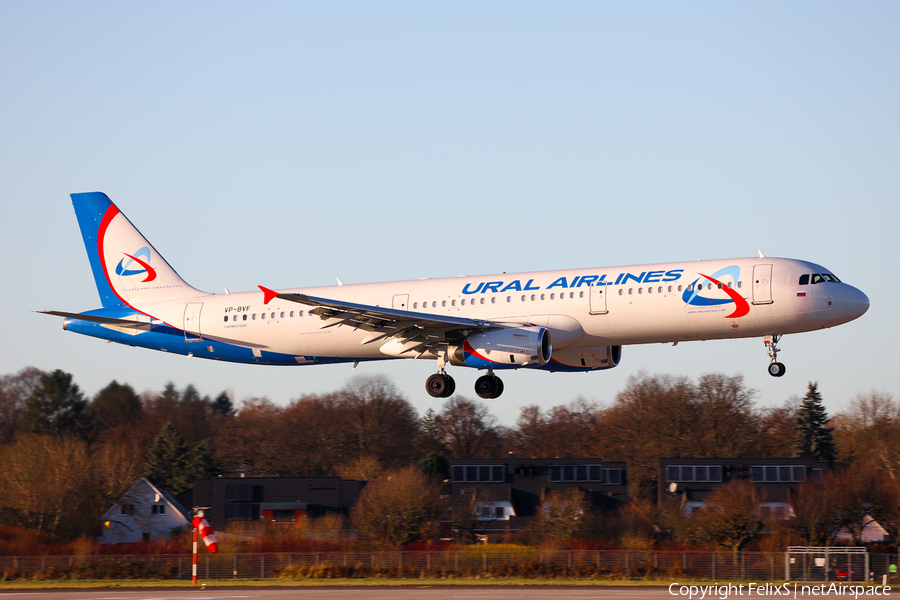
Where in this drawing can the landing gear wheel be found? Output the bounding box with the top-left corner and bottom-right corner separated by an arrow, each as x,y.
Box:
425,373 -> 455,398
768,362 -> 786,377
474,374 -> 504,399
475,375 -> 497,399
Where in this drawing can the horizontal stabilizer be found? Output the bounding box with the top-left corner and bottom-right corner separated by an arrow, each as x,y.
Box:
37,311 -> 151,327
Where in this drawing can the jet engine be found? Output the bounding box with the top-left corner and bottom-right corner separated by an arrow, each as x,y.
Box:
540,345 -> 622,372
448,326 -> 551,369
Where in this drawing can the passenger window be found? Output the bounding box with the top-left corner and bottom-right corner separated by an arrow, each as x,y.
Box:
668,286 -> 673,293
243,314 -> 247,321
252,314 -> 256,320
506,296 -> 511,302
619,289 -> 623,295
521,295 -> 526,302
299,310 -> 304,317
531,294 -> 536,301
271,312 -> 275,319
688,284 -> 693,292
628,289 -> 633,295
460,299 -> 465,306
570,292 -> 574,299
290,311 -> 294,317
550,293 -> 555,300
717,283 -> 722,289
280,312 -> 285,318
442,301 -> 447,307
639,288 -> 643,294
233,315 -> 237,321
579,291 -> 584,298
737,281 -> 742,288
223,316 -> 228,322
413,302 -> 418,309
480,298 -> 485,304
727,282 -> 732,289
540,294 -> 545,300
658,286 -> 663,293
451,300 -> 456,306
647,287 -> 652,294
799,275 -> 809,285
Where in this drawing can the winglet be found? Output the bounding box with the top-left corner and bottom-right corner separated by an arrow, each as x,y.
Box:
258,286 -> 279,305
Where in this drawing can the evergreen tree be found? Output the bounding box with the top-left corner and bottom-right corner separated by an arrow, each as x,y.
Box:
415,451 -> 450,481
210,391 -> 234,415
793,382 -> 837,463
24,369 -> 91,437
89,380 -> 142,431
184,439 -> 223,482
413,408 -> 446,458
144,422 -> 191,494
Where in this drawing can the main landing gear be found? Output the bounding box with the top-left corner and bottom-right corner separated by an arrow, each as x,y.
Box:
425,372 -> 456,398
765,334 -> 786,377
424,358 -> 505,399
475,370 -> 504,400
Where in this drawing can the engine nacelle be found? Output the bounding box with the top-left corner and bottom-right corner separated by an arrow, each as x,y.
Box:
539,345 -> 622,372
449,326 -> 551,369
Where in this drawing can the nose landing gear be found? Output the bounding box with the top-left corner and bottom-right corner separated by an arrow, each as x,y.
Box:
765,335 -> 786,377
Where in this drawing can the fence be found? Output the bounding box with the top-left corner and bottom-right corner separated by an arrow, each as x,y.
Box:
0,551 -> 894,581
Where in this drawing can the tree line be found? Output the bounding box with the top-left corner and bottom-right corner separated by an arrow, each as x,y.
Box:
0,366 -> 896,547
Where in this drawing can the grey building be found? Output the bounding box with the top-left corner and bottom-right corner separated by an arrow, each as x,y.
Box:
184,476 -> 367,530
450,454 -> 629,539
659,457 -> 828,517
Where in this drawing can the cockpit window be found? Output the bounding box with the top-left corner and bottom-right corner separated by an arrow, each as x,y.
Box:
822,273 -> 841,283
811,274 -> 824,284
799,274 -> 809,285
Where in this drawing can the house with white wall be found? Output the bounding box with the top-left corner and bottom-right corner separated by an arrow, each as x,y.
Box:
99,478 -> 191,544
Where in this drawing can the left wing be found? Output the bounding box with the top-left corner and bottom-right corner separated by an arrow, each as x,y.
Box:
259,286 -> 500,357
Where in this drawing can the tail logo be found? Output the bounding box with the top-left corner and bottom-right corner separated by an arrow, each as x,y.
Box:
115,247 -> 157,283
682,265 -> 750,318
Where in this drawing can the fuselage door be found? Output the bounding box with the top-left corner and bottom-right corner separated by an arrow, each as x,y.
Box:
589,284 -> 608,315
184,302 -> 203,341
392,294 -> 409,311
752,264 -> 773,305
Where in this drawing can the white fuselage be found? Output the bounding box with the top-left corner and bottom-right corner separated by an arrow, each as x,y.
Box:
123,256 -> 867,363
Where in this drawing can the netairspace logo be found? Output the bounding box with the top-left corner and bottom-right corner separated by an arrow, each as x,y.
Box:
668,583 -> 891,600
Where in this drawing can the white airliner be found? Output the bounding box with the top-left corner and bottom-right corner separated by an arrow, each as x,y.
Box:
41,193 -> 869,399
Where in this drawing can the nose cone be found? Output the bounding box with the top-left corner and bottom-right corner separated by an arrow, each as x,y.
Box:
839,284 -> 870,322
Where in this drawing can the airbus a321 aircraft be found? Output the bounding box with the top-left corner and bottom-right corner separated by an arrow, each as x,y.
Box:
41,192 -> 870,400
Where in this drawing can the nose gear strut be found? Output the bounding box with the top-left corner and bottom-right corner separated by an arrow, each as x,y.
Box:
765,335 -> 786,377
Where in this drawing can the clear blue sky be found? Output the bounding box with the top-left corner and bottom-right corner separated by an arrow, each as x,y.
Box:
1,2 -> 897,425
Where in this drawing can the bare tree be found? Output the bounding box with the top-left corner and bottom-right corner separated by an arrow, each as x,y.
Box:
0,434 -> 93,538
789,477 -> 843,546
435,396 -> 503,459
0,367 -> 44,443
689,480 -> 764,555
216,397 -> 291,475
510,398 -> 601,458
351,468 -> 442,549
